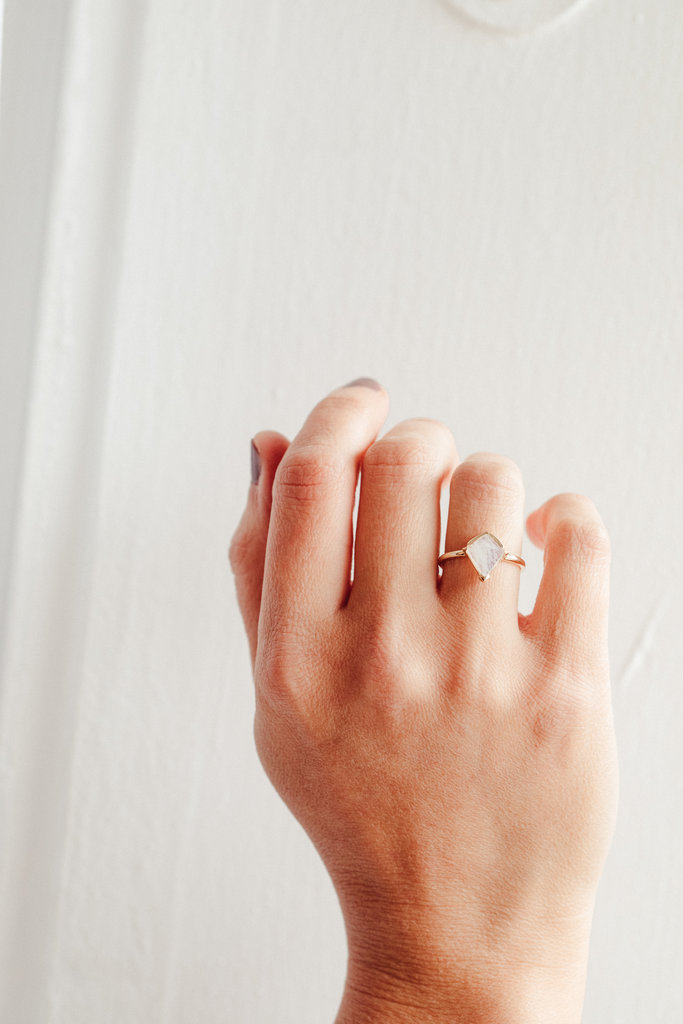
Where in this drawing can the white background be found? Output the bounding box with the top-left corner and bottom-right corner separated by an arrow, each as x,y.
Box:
1,0 -> 682,1021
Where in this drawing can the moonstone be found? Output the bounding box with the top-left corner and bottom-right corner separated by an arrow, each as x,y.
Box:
466,532 -> 504,580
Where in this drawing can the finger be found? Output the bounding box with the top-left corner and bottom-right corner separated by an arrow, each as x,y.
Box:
229,431 -> 291,666
524,493 -> 610,662
350,419 -> 458,609
262,380 -> 389,628
439,453 -> 525,625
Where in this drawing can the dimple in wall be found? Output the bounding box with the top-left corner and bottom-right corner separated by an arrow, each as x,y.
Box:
446,0 -> 593,33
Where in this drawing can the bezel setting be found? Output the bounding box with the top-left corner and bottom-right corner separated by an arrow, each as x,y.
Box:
465,531 -> 506,582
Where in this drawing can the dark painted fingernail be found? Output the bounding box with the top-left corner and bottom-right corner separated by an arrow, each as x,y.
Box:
250,439 -> 261,485
344,377 -> 383,390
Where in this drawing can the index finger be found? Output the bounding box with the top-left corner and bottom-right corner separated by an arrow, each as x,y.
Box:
261,380 -> 389,631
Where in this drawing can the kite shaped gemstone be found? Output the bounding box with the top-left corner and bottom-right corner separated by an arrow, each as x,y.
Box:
465,532 -> 505,581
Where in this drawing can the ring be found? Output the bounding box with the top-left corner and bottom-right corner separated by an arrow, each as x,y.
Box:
438,531 -> 525,582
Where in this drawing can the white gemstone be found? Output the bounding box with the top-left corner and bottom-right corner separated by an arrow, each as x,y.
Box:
466,533 -> 504,580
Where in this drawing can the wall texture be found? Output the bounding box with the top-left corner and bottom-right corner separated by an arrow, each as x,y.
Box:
1,0 -> 681,1021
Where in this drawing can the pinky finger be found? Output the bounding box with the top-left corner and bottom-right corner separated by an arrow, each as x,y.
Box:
525,493 -> 611,667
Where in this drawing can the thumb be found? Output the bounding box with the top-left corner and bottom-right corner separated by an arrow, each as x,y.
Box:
229,430 -> 290,668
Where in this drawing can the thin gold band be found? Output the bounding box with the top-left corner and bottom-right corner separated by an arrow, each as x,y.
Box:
437,550 -> 525,568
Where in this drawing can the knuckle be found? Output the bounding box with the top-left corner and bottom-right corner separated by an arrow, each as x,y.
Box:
552,516 -> 611,562
364,434 -> 441,477
274,446 -> 343,506
256,654 -> 294,706
255,623 -> 313,704
454,456 -> 524,505
351,609 -> 428,710
228,525 -> 252,575
255,622 -> 347,744
360,611 -> 405,668
528,666 -> 606,745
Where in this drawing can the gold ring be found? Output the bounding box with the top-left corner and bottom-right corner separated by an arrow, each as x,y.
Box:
438,532 -> 525,582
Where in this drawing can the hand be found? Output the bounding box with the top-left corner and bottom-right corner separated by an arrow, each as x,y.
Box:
229,381 -> 618,1023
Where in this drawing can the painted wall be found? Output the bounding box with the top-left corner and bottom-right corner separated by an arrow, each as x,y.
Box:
1,0 -> 681,1021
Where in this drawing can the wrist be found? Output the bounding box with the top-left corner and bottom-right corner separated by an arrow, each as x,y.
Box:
335,897 -> 593,1024
337,959 -> 588,1024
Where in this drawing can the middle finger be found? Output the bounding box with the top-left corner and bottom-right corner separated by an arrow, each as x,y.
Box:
349,418 -> 458,611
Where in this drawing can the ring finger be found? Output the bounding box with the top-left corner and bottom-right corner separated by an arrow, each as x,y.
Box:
439,452 -> 525,626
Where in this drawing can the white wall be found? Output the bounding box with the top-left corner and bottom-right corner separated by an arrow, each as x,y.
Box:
1,0 -> 681,1021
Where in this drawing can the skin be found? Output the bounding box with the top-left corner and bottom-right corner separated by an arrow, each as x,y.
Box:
229,380 -> 619,1023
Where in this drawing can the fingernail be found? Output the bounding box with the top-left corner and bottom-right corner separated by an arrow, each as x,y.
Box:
250,439 -> 261,485
344,377 -> 383,391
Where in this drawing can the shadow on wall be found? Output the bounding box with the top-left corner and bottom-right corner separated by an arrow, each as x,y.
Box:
443,0 -> 594,35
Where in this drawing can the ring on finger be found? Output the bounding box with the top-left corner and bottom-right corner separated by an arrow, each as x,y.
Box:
438,531 -> 525,582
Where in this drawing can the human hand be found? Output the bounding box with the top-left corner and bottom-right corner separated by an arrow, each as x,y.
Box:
229,381 -> 618,1024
